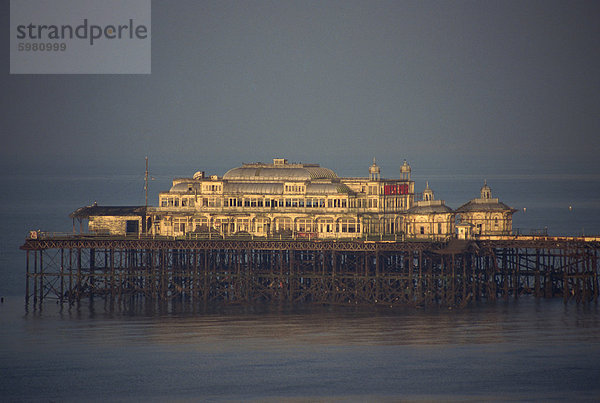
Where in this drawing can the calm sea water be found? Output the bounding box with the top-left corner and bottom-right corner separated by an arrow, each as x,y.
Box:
1,298 -> 599,401
1,173 -> 599,400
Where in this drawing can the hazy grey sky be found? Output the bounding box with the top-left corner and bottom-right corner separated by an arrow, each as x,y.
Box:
2,0 -> 599,178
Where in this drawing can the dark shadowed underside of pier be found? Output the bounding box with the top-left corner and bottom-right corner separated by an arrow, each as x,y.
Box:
21,237 -> 600,309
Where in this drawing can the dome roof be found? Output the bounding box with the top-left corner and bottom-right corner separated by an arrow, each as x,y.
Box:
306,182 -> 351,195
456,199 -> 516,213
407,203 -> 453,214
224,182 -> 284,194
223,163 -> 338,181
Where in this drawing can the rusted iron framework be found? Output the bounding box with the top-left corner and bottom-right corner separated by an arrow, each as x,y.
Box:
21,238 -> 600,309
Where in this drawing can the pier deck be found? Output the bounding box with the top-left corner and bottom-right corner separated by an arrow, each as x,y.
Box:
21,235 -> 600,308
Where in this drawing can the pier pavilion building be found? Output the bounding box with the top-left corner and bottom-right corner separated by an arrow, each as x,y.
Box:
152,158 -> 416,239
405,183 -> 454,240
455,181 -> 517,237
71,158 -> 516,240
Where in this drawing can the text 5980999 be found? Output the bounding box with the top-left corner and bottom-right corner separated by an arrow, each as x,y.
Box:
18,42 -> 66,51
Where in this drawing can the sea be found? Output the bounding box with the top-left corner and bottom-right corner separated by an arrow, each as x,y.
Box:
1,171 -> 600,401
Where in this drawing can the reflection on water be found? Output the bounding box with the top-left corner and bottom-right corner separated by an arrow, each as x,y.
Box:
11,297 -> 600,347
2,297 -> 600,400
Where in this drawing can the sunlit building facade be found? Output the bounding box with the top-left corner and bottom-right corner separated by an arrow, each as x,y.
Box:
455,181 -> 517,237
73,158 -> 517,240
405,183 -> 454,240
151,158 -> 416,238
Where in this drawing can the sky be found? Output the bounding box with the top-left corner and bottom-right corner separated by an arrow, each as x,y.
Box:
2,0 -> 600,180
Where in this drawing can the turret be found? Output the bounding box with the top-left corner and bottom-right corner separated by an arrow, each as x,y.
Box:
369,158 -> 380,181
480,180 -> 491,199
400,160 -> 411,180
423,181 -> 434,201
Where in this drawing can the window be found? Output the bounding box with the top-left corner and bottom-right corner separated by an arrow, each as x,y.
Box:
296,218 -> 313,232
214,218 -> 232,233
438,222 -> 442,234
339,218 -> 357,233
254,217 -> 270,233
126,220 -> 139,234
194,217 -> 209,231
174,218 -> 187,233
318,218 -> 334,233
420,226 -> 425,235
341,199 -> 347,208
277,217 -> 292,231
236,218 -> 250,232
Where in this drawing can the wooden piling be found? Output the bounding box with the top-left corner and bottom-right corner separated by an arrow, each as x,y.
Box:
21,237 -> 600,309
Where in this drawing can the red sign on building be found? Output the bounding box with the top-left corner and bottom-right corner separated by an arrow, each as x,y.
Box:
384,184 -> 409,195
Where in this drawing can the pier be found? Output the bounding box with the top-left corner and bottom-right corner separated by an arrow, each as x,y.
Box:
21,234 -> 600,308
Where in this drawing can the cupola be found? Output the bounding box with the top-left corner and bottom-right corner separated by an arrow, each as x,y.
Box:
423,181 -> 434,201
369,158 -> 380,180
480,180 -> 492,199
400,160 -> 411,180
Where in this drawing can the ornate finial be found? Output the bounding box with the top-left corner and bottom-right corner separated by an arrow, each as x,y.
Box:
373,157 -> 376,165
481,180 -> 491,199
